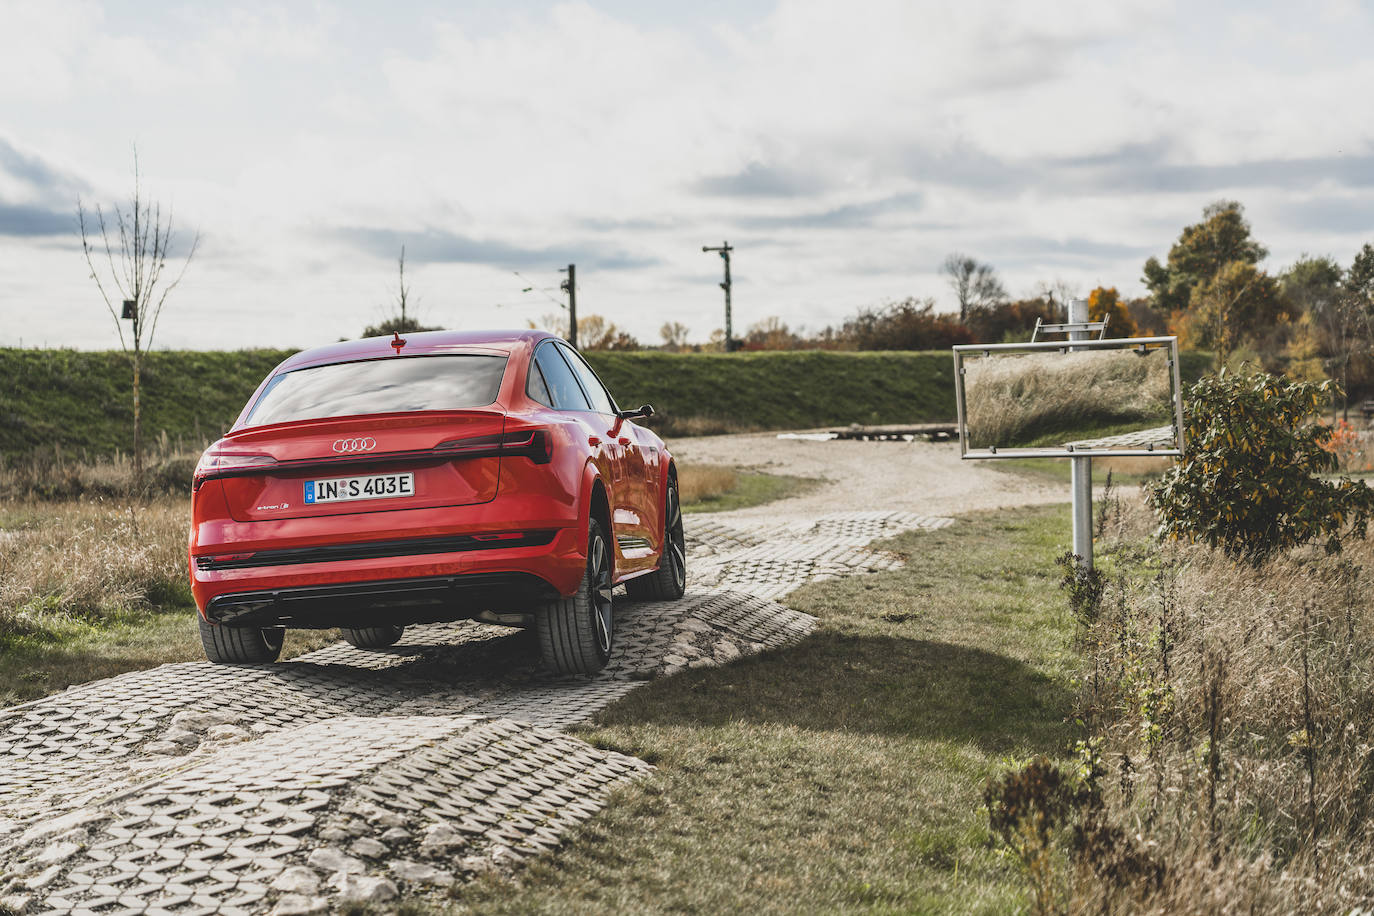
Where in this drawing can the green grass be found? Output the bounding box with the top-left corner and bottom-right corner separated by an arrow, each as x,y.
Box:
587,350 -> 958,434
681,471 -> 819,514
449,503 -> 1079,914
0,348 -> 294,456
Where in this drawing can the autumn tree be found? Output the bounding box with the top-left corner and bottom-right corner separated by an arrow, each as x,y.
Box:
1086,286 -> 1139,338
659,321 -> 690,351
1178,261 -> 1291,360
78,151 -> 199,490
576,314 -> 638,350
1143,200 -> 1268,314
942,253 -> 1007,322
744,316 -> 797,350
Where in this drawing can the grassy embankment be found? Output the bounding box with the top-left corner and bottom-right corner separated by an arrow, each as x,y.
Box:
0,348 -> 960,458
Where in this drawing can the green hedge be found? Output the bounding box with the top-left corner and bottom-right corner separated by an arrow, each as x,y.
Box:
0,347 -> 1216,458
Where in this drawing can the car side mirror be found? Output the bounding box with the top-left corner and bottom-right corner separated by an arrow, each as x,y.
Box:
617,404 -> 654,421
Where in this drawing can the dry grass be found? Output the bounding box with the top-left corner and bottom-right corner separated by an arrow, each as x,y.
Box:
652,414 -> 759,438
1063,495 -> 1374,912
677,463 -> 739,505
0,438 -> 200,502
965,347 -> 1172,449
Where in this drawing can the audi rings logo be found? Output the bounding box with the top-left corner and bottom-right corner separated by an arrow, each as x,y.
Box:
332,437 -> 377,454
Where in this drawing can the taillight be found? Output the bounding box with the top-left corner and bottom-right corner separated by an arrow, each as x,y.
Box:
434,429 -> 552,464
193,441 -> 279,490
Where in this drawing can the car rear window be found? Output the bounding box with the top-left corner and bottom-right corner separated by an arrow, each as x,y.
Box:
243,355 -> 508,427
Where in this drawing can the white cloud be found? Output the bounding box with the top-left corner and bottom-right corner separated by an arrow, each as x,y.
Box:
0,0 -> 1372,352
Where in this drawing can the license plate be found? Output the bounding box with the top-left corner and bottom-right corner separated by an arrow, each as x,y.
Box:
304,472 -> 415,505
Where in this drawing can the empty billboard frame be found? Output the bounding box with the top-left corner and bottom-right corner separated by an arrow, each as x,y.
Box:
952,336 -> 1186,460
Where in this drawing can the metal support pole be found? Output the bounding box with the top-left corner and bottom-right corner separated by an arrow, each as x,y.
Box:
1068,297 -> 1093,569
561,264 -> 577,350
702,242 -> 734,350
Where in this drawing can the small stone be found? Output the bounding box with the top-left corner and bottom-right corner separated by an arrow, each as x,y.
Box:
459,855 -> 495,875
662,664 -> 686,678
419,821 -> 462,853
350,838 -> 387,860
712,641 -> 741,663
32,840 -> 80,867
161,727 -> 201,747
169,709 -> 239,732
490,845 -> 520,867
662,655 -> 688,668
269,866 -> 320,895
669,642 -> 701,658
318,827 -> 352,843
678,618 -> 712,634
333,873 -> 398,904
389,860 -> 454,888
380,827 -> 409,843
688,657 -> 712,669
372,810 -> 406,829
205,724 -> 251,742
141,740 -> 185,756
305,847 -> 364,876
270,893 -> 328,915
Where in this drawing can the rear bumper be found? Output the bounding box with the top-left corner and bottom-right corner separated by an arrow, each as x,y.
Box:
204,571 -> 560,629
191,523 -> 586,624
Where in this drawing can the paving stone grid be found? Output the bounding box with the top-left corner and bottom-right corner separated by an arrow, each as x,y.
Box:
0,510 -> 951,915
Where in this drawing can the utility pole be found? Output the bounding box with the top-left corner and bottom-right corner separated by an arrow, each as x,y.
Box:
560,264 -> 578,350
702,241 -> 733,351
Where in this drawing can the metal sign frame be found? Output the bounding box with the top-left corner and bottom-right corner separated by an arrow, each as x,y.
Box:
952,336 -> 1186,460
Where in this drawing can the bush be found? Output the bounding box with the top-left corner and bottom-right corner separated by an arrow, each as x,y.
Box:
1147,370 -> 1374,558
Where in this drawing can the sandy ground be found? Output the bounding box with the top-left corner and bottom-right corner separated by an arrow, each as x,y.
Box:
669,432 -> 1069,521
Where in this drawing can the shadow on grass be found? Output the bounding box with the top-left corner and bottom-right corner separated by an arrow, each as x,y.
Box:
599,630 -> 1074,757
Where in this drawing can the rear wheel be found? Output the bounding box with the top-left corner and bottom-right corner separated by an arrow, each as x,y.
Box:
626,478 -> 687,601
537,519 -> 614,674
199,617 -> 284,665
341,625 -> 405,649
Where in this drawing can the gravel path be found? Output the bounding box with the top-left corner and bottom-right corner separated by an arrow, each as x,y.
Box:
672,433 -> 1064,521
0,436 -> 1053,915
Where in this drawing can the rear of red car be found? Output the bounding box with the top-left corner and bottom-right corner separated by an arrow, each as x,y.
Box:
189,332 -> 589,636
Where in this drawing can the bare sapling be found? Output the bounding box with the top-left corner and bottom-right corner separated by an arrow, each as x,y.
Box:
77,148 -> 200,493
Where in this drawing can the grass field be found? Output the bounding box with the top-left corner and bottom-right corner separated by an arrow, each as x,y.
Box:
0,348 -> 961,458
448,505 -> 1078,914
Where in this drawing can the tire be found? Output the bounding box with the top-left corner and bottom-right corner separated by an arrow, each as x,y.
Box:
199,616 -> 284,665
341,625 -> 405,649
626,477 -> 687,601
537,519 -> 614,675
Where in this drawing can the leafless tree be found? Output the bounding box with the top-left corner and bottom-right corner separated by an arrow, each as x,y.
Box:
395,245 -> 411,324
942,253 -> 1007,322
78,149 -> 200,489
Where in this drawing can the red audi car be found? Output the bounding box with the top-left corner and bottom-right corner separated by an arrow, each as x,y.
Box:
189,329 -> 685,674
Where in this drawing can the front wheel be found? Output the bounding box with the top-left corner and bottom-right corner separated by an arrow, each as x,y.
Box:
199,617 -> 284,665
537,519 -> 614,674
626,478 -> 687,601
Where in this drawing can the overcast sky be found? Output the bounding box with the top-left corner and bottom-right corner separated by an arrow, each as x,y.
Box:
2,0 -> 1372,351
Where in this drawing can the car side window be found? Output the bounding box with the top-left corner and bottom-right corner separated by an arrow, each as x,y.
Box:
526,356 -> 553,407
534,343 -> 591,411
556,344 -> 617,415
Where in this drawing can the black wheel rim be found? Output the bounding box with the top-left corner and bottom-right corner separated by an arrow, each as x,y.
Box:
667,484 -> 686,591
590,533 -> 614,655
